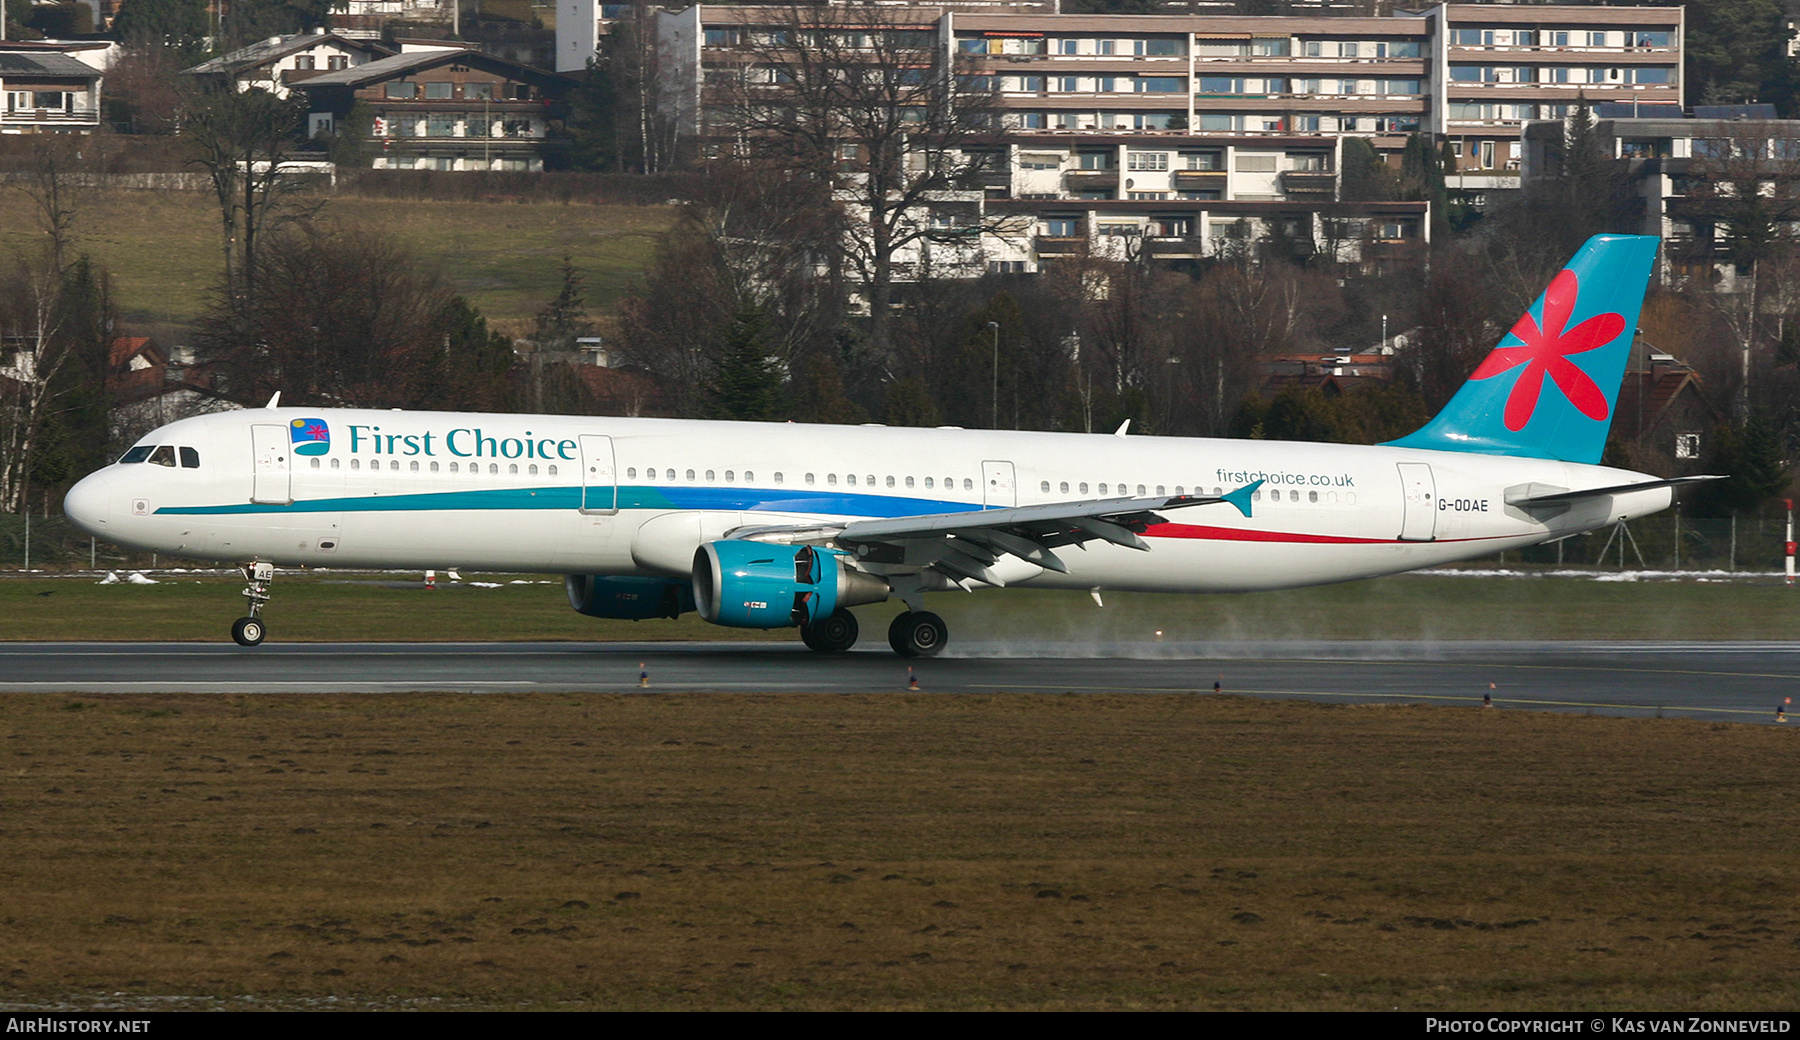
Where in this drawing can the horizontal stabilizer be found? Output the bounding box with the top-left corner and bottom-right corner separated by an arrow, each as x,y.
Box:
1506,475 -> 1725,507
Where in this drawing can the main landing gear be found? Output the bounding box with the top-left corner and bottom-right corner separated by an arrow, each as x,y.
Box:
798,608 -> 950,657
887,610 -> 947,658
801,609 -> 859,653
232,561 -> 273,647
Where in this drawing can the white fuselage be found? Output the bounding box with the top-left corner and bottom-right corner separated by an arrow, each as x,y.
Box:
64,408 -> 1672,593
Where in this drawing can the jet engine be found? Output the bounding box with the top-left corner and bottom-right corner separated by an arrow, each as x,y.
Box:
565,574 -> 694,620
693,541 -> 888,629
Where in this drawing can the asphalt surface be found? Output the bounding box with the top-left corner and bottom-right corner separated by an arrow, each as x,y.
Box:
2,639 -> 1796,723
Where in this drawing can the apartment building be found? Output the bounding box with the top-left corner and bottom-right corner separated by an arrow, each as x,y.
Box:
1521,112 -> 1800,287
1438,4 -> 1682,184
559,3 -> 1679,278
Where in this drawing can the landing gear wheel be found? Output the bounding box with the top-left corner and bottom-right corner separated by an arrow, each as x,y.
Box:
888,610 -> 947,658
231,616 -> 266,647
802,609 -> 859,653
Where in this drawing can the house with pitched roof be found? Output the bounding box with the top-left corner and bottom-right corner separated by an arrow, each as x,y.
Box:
182,30 -> 396,100
295,44 -> 574,171
0,43 -> 103,132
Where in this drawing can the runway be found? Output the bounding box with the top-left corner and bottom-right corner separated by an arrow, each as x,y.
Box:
2,640 -> 1796,723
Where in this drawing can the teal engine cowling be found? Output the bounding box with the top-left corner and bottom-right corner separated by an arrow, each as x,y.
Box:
565,574 -> 694,620
693,541 -> 888,629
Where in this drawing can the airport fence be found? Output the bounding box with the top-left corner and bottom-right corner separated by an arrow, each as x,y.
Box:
5,508 -> 1797,576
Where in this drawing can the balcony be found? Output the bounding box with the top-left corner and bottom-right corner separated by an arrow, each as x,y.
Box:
1063,170 -> 1118,191
1173,170 -> 1226,190
1279,170 -> 1336,197
1034,235 -> 1085,255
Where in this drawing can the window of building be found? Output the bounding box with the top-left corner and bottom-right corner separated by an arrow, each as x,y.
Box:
1126,150 -> 1169,171
386,81 -> 418,99
294,55 -> 315,70
328,54 -> 349,70
1675,433 -> 1700,459
465,82 -> 494,99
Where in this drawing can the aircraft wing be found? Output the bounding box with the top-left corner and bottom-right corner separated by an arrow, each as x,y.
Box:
728,481 -> 1262,588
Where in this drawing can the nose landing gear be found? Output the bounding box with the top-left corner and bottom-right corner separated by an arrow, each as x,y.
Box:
232,561 -> 273,646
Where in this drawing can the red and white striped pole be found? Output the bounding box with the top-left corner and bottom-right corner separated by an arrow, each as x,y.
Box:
1785,499 -> 1794,587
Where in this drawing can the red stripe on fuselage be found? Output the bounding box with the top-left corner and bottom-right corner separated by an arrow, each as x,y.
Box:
1143,523 -> 1510,546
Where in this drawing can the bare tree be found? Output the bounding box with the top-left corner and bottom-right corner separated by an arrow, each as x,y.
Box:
182,86 -> 318,311
705,2 -> 1009,359
1679,123 -> 1800,416
193,226 -> 487,409
0,255 -> 78,512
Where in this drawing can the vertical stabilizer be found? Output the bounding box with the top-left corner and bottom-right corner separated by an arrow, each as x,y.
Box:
1384,234 -> 1659,464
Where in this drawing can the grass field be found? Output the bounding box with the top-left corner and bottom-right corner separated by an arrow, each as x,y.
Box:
0,189 -> 674,332
0,692 -> 1795,1010
2,570 -> 1797,643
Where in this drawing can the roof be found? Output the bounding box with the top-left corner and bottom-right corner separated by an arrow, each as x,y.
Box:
297,47 -> 567,88
184,32 -> 392,76
0,51 -> 103,77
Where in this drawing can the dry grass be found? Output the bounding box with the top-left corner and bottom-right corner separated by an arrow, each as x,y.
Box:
2,692 -> 1796,1010
0,189 -> 673,331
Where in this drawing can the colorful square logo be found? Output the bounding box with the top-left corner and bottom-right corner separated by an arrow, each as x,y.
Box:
290,417 -> 331,456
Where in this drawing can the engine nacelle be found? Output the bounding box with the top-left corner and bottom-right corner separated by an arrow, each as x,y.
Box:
693,541 -> 888,629
565,574 -> 693,620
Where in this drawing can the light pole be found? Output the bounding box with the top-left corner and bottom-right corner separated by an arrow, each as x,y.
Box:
988,320 -> 1000,428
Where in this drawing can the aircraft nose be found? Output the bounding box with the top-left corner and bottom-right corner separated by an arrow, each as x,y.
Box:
63,470 -> 115,538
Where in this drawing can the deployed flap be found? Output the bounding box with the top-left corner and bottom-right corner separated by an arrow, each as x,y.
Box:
726,482 -> 1264,589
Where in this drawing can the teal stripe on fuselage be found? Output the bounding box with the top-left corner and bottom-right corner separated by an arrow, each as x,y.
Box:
155,484 -> 980,518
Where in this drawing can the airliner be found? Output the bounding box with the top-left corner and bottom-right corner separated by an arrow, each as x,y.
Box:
63,235 -> 1710,656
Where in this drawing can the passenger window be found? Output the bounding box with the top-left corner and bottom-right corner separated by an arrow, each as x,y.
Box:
1289,490 -> 1299,502
1041,481 -> 1050,493
725,470 -> 735,483
846,474 -> 856,487
351,459 -> 361,471
488,463 -> 498,475
529,464 -> 538,475
1308,490 -> 1318,503
665,469 -> 674,480
866,475 -> 875,486
925,477 -> 934,489
548,465 -> 558,476
963,478 -> 973,491
148,445 -> 176,467
331,458 -> 340,471
390,460 -> 399,471
309,458 -> 319,470
774,472 -> 784,485
410,461 -> 420,472
886,476 -> 895,488
705,470 -> 715,481
508,464 -> 518,475
430,461 -> 439,473
627,467 -> 637,479
1137,484 -> 1146,496
1099,483 -> 1108,495
180,447 -> 200,468
1060,482 -> 1069,494
828,474 -> 838,486
905,476 -> 914,488
1079,482 -> 1088,494
805,473 -> 815,485
119,446 -> 153,464
744,471 -> 753,482
450,461 -> 459,473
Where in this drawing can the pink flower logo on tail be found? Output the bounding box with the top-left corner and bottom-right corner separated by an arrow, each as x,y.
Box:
1469,270 -> 1625,431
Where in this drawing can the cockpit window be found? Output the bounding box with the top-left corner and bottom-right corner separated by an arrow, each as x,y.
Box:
147,445 -> 177,467
119,446 -> 153,464
179,447 -> 200,469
